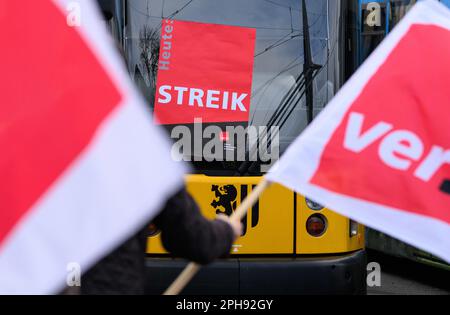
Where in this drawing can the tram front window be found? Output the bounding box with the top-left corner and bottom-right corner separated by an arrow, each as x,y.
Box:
389,0 -> 417,31
124,0 -> 344,174
360,1 -> 386,62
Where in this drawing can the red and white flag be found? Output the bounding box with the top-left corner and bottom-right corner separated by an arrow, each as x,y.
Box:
266,0 -> 450,262
0,0 -> 185,293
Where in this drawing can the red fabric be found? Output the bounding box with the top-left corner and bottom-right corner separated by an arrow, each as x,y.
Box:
0,1 -> 122,246
312,24 -> 450,225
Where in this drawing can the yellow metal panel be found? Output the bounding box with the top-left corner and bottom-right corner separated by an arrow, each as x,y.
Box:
148,175 -> 364,255
148,175 -> 294,254
147,231 -> 166,254
296,194 -> 365,254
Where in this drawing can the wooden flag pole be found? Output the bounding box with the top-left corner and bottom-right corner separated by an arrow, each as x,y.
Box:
163,178 -> 271,295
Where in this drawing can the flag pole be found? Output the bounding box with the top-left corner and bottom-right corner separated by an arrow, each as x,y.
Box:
163,178 -> 271,295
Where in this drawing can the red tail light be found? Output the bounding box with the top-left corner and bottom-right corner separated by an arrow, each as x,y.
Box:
220,131 -> 230,142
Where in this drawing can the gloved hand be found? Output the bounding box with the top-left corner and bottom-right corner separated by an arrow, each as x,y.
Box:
216,214 -> 243,240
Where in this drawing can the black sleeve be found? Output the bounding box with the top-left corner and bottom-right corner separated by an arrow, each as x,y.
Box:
153,188 -> 235,265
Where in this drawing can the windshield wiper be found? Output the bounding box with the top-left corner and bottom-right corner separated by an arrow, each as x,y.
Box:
237,0 -> 321,176
301,0 -> 322,124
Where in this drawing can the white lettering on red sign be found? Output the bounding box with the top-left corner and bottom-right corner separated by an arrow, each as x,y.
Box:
159,20 -> 174,71
157,85 -> 248,112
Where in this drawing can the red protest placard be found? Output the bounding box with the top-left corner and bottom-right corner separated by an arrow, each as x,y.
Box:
154,20 -> 256,125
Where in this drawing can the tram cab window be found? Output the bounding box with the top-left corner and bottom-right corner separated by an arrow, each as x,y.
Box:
361,1 -> 386,62
389,0 -> 417,31
123,0 -> 344,174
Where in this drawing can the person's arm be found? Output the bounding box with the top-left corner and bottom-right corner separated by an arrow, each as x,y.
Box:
153,188 -> 240,265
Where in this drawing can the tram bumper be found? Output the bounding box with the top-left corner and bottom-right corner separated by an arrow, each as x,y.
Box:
144,249 -> 367,295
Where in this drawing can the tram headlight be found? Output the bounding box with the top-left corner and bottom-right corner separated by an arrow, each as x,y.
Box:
306,214 -> 328,237
147,223 -> 161,237
305,198 -> 324,211
350,220 -> 359,237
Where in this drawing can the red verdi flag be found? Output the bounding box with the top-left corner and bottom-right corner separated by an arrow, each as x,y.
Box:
154,20 -> 256,125
266,0 -> 450,262
0,0 -> 185,293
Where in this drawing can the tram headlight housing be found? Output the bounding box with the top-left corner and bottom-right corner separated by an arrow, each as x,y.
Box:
147,223 -> 161,237
305,198 -> 324,211
306,214 -> 328,237
350,220 -> 359,237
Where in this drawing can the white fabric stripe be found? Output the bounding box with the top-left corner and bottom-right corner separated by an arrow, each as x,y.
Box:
0,0 -> 186,294
52,0 -> 133,98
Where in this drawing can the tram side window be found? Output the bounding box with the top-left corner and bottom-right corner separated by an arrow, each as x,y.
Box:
389,0 -> 417,31
361,2 -> 386,61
